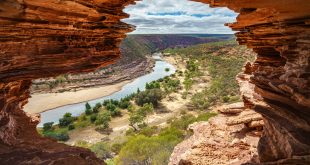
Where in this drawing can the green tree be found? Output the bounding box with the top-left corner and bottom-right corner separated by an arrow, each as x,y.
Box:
129,112 -> 146,131
90,114 -> 97,123
64,112 -> 72,118
68,124 -> 75,130
95,112 -> 111,127
59,113 -> 75,127
146,81 -> 160,89
135,89 -> 163,107
85,108 -> 92,115
93,103 -> 102,113
106,103 -> 121,117
138,103 -> 154,116
119,100 -> 130,109
85,102 -> 91,110
128,103 -> 153,131
43,122 -> 54,132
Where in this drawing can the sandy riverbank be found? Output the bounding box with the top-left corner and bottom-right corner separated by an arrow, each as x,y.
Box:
65,55 -> 206,145
24,80 -> 131,114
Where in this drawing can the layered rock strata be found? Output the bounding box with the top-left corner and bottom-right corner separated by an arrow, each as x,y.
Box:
0,0 -> 135,163
170,103 -> 262,165
193,0 -> 310,164
0,0 -> 309,164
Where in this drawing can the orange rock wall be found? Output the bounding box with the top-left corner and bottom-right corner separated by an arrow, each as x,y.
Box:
0,0 -> 135,163
194,0 -> 310,163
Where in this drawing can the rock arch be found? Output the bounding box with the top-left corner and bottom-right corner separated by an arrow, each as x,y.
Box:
0,0 -> 309,164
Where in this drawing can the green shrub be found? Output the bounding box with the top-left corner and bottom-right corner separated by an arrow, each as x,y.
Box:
85,109 -> 92,115
85,102 -> 91,110
75,140 -> 90,148
90,142 -> 112,159
138,126 -> 158,137
103,99 -> 119,106
64,113 -> 72,118
183,77 -> 193,91
129,103 -> 154,131
228,95 -> 241,103
163,78 -> 181,93
79,114 -> 87,121
127,104 -> 135,113
106,103 -> 121,117
68,124 -> 75,130
191,92 -> 210,110
116,133 -> 182,165
95,112 -> 111,128
125,128 -> 135,136
145,81 -> 160,89
111,143 -> 125,154
90,114 -> 97,123
129,111 -> 145,131
43,130 -> 69,141
119,100 -> 130,109
222,96 -> 230,103
93,103 -> 102,113
138,103 -> 154,116
135,89 -> 163,107
170,114 -> 196,130
195,112 -> 217,122
59,113 -> 75,127
43,122 -> 54,132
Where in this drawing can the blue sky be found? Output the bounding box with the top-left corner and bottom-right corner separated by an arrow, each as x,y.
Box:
123,0 -> 237,34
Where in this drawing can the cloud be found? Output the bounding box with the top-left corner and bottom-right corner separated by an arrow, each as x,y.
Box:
122,0 -> 237,34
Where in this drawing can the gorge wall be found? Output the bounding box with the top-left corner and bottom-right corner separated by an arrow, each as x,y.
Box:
30,34 -> 229,94
193,0 -> 310,164
0,0 -> 136,164
0,0 -> 309,164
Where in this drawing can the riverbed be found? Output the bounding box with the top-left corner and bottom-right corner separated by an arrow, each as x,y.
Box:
30,53 -> 176,127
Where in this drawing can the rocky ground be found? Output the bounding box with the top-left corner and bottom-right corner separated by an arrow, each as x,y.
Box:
169,102 -> 264,165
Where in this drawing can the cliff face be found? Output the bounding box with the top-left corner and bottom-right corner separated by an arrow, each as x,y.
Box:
170,103 -> 263,165
30,34 -> 228,94
194,0 -> 310,164
0,0 -> 135,164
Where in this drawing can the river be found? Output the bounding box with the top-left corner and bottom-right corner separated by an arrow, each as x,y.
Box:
38,53 -> 176,127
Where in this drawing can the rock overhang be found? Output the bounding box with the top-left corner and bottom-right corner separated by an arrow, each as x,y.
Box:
0,0 -> 309,164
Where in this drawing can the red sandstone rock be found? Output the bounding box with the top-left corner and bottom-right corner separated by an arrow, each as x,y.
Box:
0,0 -> 136,164
0,0 -> 309,164
169,107 -> 261,165
194,0 -> 310,163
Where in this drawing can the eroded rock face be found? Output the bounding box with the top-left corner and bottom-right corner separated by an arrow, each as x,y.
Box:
169,103 -> 262,165
194,0 -> 310,164
0,0 -> 135,163
1,0 -> 309,164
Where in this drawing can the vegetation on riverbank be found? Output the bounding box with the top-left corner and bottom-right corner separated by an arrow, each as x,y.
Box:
39,40 -> 255,164
31,34 -> 231,94
164,40 -> 255,109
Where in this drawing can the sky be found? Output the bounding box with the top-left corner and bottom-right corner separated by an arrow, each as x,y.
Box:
122,0 -> 237,34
